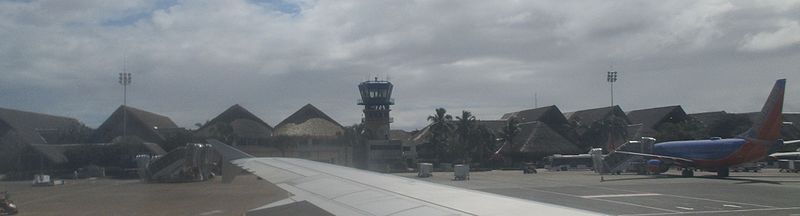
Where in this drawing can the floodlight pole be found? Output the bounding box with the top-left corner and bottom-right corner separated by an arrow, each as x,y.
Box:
119,72 -> 131,138
607,70 -> 617,107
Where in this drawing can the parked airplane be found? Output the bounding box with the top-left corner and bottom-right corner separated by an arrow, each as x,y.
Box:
208,139 -> 601,215
611,79 -> 791,177
769,144 -> 800,160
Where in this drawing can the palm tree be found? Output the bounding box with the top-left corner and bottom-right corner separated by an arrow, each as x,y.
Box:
499,117 -> 520,160
427,108 -> 453,163
470,124 -> 496,166
454,110 -> 477,163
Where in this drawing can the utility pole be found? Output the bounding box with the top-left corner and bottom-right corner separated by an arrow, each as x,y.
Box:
606,68 -> 618,152
119,72 -> 131,137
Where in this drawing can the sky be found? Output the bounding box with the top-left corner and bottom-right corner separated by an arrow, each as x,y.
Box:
1,0 -> 799,131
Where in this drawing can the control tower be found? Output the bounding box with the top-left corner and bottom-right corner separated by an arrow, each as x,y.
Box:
358,77 -> 407,172
358,77 -> 394,140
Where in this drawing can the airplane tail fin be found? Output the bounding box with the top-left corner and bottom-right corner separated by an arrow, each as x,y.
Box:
738,79 -> 786,141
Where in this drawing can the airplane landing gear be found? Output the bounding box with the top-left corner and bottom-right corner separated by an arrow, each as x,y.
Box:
717,167 -> 729,177
681,169 -> 694,177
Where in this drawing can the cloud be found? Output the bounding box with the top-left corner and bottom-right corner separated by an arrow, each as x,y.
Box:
740,20 -> 800,51
0,0 -> 798,130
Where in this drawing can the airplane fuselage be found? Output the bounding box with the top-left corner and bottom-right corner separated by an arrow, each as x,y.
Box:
653,138 -> 776,170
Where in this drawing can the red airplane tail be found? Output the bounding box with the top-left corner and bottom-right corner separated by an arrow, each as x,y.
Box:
738,79 -> 785,141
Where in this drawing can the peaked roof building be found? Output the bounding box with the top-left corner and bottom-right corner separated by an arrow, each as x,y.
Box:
0,107 -> 88,165
389,129 -> 414,142
195,104 -> 273,140
627,105 -> 688,137
501,105 -> 579,144
502,105 -> 562,123
565,106 -> 630,127
500,121 -> 583,157
0,107 -> 85,145
90,106 -> 178,143
410,120 -> 508,146
564,106 -> 630,135
274,104 -> 344,137
563,106 -> 633,150
491,106 -> 584,161
474,120 -> 509,132
688,111 -> 729,127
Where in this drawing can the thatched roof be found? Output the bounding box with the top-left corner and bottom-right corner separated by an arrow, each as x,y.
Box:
29,144 -> 70,164
476,120 -> 508,132
502,105 -> 557,123
730,112 -> 759,124
124,106 -> 177,128
408,125 -> 435,146
689,111 -> 729,127
501,121 -> 583,156
565,106 -> 631,138
503,106 -> 579,144
91,106 -> 178,143
389,130 -> 413,141
274,104 -> 344,137
627,106 -> 688,136
0,107 -> 83,144
565,106 -> 630,126
195,104 -> 272,139
409,120 -> 507,146
626,123 -> 645,140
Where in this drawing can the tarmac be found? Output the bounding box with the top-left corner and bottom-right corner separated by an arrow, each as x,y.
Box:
395,168 -> 800,216
0,175 -> 287,216
2,169 -> 799,215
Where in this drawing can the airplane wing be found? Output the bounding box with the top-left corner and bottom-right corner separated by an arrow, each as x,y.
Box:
613,151 -> 696,167
768,140 -> 800,159
784,139 -> 800,150
208,140 -> 601,216
770,152 -> 800,158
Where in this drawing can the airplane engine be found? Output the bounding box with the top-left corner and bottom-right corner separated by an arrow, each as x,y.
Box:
646,159 -> 668,174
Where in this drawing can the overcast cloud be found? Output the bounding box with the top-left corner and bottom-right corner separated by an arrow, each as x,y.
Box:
1,0 -> 798,130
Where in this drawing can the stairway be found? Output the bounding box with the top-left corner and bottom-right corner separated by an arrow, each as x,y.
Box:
604,153 -> 644,174
143,144 -> 213,182
592,138 -> 655,174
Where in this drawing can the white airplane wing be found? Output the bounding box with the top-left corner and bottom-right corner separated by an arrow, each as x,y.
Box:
612,150 -> 695,166
209,140 -> 601,216
770,152 -> 800,158
768,140 -> 800,159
